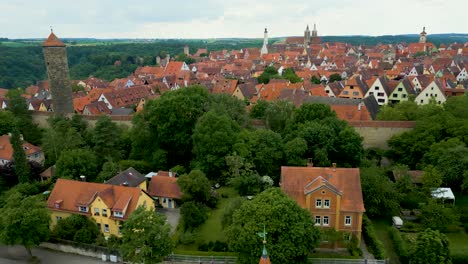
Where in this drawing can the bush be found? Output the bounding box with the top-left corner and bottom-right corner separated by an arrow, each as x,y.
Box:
362,216 -> 385,259
347,235 -> 363,257
388,227 -> 409,264
178,231 -> 197,245
198,240 -> 229,252
52,215 -> 100,244
180,201 -> 208,230
452,253 -> 468,264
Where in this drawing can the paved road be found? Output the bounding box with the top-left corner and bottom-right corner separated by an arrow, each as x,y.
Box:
158,208 -> 180,234
0,246 -> 113,264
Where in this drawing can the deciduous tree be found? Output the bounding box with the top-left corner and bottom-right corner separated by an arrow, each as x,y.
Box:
177,170 -> 212,205
410,228 -> 451,264
226,188 -> 321,264
55,149 -> 99,181
120,207 -> 174,264
0,190 -> 50,259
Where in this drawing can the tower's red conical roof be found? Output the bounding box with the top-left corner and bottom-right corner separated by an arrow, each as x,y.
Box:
42,32 -> 65,47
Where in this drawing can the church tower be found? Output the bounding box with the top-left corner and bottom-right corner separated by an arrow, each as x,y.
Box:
261,28 -> 269,55
183,45 -> 190,56
42,31 -> 74,115
304,25 -> 311,47
419,26 -> 427,44
312,23 -> 318,38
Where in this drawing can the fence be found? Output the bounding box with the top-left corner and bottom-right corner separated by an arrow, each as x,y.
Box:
309,258 -> 387,264
165,254 -> 236,264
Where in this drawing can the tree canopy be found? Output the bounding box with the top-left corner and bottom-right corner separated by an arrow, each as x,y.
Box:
226,188 -> 321,264
120,207 -> 174,264
0,189 -> 50,259
410,228 -> 451,264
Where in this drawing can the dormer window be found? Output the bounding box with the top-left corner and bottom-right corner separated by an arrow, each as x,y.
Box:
79,206 -> 88,213
113,211 -> 124,218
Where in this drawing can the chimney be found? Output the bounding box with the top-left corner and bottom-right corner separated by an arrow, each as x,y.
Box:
332,163 -> 337,171
307,158 -> 313,167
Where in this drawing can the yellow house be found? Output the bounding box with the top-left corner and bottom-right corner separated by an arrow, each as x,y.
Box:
47,178 -> 155,237
281,165 -> 365,245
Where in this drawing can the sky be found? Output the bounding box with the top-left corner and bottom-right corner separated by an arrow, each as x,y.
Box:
1,0 -> 467,39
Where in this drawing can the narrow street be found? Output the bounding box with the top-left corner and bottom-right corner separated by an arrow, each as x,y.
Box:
0,246 -> 111,264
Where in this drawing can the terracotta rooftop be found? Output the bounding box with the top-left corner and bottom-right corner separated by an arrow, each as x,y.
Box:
42,32 -> 65,47
147,174 -> 182,199
0,135 -> 42,161
281,166 -> 365,213
47,178 -> 148,220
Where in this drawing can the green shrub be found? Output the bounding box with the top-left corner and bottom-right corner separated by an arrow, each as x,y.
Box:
362,216 -> 385,259
198,240 -> 229,252
452,253 -> 468,264
178,230 -> 197,245
346,235 -> 363,257
388,227 -> 409,264
180,201 -> 208,230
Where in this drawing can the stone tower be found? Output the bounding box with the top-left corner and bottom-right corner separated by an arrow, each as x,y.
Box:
42,31 -> 74,115
304,25 -> 311,47
312,23 -> 318,38
419,26 -> 427,44
261,28 -> 268,55
183,45 -> 190,56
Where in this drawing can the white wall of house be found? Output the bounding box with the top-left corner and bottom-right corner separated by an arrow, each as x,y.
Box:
98,94 -> 112,109
415,81 -> 446,105
324,85 -> 336,97
457,68 -> 467,82
365,78 -> 388,105
389,82 -> 409,103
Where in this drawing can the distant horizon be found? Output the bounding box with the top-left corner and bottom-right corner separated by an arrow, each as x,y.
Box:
4,32 -> 468,41
1,0 -> 466,39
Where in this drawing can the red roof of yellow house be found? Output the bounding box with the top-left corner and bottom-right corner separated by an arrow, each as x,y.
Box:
42,32 -> 65,47
147,174 -> 182,199
47,178 -> 149,220
281,166 -> 365,213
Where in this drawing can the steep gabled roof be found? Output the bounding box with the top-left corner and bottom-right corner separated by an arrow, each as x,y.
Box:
281,166 -> 365,213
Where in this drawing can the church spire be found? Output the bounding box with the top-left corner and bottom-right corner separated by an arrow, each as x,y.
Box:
419,26 -> 427,44
261,28 -> 269,55
258,225 -> 271,264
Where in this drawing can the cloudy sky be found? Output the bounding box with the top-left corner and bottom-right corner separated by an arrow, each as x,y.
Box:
1,0 -> 467,39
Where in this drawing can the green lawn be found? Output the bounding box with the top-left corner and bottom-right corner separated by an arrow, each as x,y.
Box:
373,219 -> 400,264
445,231 -> 468,256
176,187 -> 240,251
197,187 -> 238,243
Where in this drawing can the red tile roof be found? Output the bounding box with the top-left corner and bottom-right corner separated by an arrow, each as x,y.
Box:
147,175 -> 182,199
281,166 -> 365,213
47,178 -> 149,220
42,32 -> 65,47
0,135 -> 42,161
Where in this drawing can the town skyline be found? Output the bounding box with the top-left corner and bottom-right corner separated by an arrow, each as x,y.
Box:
1,0 -> 467,39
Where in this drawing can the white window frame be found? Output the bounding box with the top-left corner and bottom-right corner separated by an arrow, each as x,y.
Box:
345,216 -> 352,226
113,211 -> 124,218
324,199 -> 330,208
79,206 -> 88,213
94,208 -> 100,216
315,216 -> 321,226
323,216 -> 329,226
102,209 -> 108,217
104,224 -> 110,233
55,216 -> 62,222
315,199 -> 322,208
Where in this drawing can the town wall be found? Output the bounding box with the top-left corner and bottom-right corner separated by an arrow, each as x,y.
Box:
31,111 -> 415,149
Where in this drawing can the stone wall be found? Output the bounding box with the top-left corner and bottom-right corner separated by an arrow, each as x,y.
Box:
349,121 -> 416,149
31,111 -> 415,149
40,242 -> 121,262
31,111 -> 133,128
